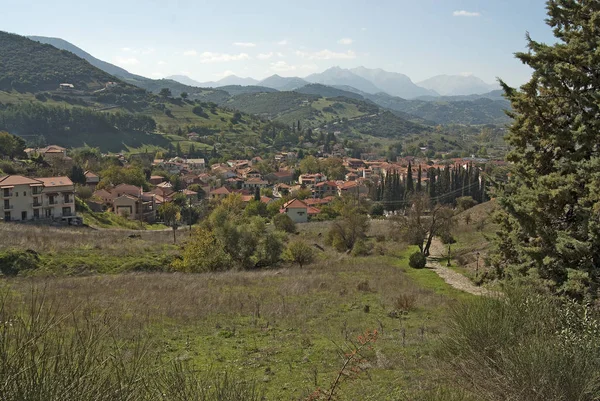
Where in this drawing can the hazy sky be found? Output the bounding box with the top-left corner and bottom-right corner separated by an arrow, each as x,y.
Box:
3,0 -> 554,86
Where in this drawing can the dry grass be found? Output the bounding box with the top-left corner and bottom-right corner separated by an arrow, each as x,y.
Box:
0,223 -> 174,254
1,253 -> 456,399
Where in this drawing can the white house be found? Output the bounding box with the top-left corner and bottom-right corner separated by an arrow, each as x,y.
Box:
279,198 -> 320,223
0,175 -> 75,222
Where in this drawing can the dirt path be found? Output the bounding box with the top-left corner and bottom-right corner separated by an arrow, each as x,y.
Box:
427,238 -> 493,297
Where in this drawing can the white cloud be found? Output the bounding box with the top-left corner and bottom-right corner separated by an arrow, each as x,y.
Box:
233,42 -> 256,48
277,39 -> 288,45
338,38 -> 353,45
277,52 -> 285,58
157,60 -> 167,65
296,49 -> 357,60
453,10 -> 481,17
113,56 -> 140,66
214,70 -> 236,78
257,52 -> 274,60
269,61 -> 297,72
269,61 -> 318,73
183,50 -> 198,56
121,47 -> 154,55
198,52 -> 250,63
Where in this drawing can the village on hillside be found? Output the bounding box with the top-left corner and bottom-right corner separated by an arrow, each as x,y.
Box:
1,141 -> 506,225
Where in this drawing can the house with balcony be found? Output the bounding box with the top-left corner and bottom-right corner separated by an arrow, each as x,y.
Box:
0,175 -> 75,222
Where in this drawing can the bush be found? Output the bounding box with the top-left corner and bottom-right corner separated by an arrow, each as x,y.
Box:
408,251 -> 426,269
273,213 -> 296,233
456,196 -> 478,211
0,249 -> 41,276
283,240 -> 315,268
442,286 -> 600,401
351,239 -> 370,257
370,203 -> 384,217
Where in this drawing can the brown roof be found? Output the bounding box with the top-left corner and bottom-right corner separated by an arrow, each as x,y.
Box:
0,175 -> 43,186
211,186 -> 231,195
93,189 -> 113,199
283,198 -> 308,209
84,171 -> 99,178
35,176 -> 73,187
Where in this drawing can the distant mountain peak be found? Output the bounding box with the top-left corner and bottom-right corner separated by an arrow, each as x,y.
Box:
417,74 -> 499,96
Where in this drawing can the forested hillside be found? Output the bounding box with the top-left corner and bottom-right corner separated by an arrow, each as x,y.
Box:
0,31 -> 119,92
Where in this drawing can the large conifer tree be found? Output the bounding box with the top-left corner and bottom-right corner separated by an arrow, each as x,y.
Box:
495,0 -> 600,293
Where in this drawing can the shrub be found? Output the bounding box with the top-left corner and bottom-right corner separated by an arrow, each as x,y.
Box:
408,251 -> 426,269
0,249 -> 41,276
393,293 -> 417,312
272,213 -> 296,233
283,240 -> 315,268
351,239 -> 370,257
456,196 -> 478,211
370,203 -> 384,217
442,286 -> 600,401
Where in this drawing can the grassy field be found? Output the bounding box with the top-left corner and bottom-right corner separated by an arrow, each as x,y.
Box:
0,218 -> 479,400
448,200 -> 499,282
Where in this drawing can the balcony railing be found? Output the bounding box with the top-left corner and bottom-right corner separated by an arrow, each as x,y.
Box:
3,204 -> 13,210
32,202 -> 42,208
1,192 -> 13,198
47,200 -> 59,206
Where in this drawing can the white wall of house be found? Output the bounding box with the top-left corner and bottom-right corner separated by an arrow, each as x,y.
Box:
285,207 -> 308,223
1,181 -> 74,222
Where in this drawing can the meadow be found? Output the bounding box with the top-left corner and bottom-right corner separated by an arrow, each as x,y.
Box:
0,219 -> 477,400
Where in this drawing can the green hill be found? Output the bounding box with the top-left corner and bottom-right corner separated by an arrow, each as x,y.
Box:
218,85 -> 278,96
0,31 -> 120,92
294,83 -> 365,101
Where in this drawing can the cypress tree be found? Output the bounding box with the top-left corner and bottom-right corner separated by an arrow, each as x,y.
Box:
406,162 -> 414,194
495,0 -> 600,290
416,165 -> 422,192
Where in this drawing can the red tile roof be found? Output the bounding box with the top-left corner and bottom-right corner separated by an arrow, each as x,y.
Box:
0,175 -> 43,186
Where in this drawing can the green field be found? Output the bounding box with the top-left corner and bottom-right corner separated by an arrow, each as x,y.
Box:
0,219 -> 479,400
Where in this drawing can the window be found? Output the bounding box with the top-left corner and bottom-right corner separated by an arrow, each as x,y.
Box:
2,188 -> 10,197
21,211 -> 27,220
62,207 -> 72,216
45,208 -> 53,218
23,192 -> 26,196
3,200 -> 8,209
4,212 -> 10,221
33,209 -> 39,218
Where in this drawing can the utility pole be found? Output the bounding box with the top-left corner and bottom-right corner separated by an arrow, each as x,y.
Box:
476,252 -> 480,278
447,244 -> 451,267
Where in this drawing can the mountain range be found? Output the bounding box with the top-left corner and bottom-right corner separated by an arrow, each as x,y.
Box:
165,67 -> 500,99
27,35 -> 500,100
23,34 -> 509,125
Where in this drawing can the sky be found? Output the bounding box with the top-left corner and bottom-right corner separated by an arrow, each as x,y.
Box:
2,0 -> 555,86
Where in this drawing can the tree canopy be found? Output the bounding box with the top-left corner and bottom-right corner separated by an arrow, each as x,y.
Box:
494,0 -> 600,297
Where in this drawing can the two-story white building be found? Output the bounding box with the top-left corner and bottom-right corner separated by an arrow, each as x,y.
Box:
0,175 -> 76,222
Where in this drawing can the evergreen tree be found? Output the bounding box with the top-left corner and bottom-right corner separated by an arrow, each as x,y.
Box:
69,165 -> 86,185
428,168 -> 437,199
416,165 -> 422,192
406,162 -> 414,194
254,186 -> 261,201
494,0 -> 600,292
